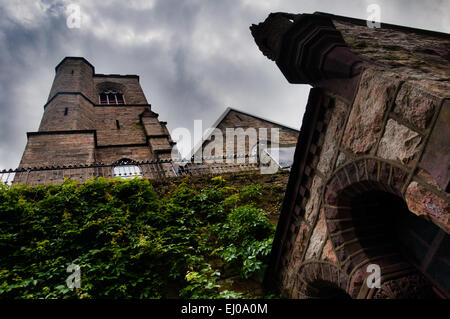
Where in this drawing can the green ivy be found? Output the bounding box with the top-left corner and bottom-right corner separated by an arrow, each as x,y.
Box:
0,176 -> 275,299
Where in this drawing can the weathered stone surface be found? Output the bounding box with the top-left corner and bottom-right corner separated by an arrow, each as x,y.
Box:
417,169 -> 443,190
49,58 -> 95,102
304,209 -> 328,260
347,267 -> 366,298
19,132 -> 96,168
317,99 -> 348,175
281,221 -> 311,296
333,19 -> 450,98
39,95 -> 95,131
321,239 -> 338,264
405,181 -> 450,232
95,146 -> 152,164
373,274 -> 437,299
342,69 -> 402,154
304,175 -> 324,225
289,222 -> 311,263
376,119 -> 422,165
335,152 -> 346,168
393,83 -> 440,130
420,100 -> 450,191
260,14 -> 450,300
409,79 -> 450,101
95,106 -> 148,146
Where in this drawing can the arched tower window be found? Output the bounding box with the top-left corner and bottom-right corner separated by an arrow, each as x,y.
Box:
99,90 -> 125,105
113,159 -> 142,179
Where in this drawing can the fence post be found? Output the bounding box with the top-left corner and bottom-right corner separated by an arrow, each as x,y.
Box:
170,160 -> 178,177
25,169 -> 30,184
156,160 -> 164,180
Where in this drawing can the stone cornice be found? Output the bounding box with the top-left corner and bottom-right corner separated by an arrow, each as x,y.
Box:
251,13 -> 363,86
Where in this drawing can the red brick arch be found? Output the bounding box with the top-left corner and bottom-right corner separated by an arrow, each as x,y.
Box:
296,261 -> 350,299
322,157 -> 417,298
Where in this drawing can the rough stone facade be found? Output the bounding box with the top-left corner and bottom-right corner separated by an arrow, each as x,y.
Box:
18,57 -> 175,171
252,12 -> 449,299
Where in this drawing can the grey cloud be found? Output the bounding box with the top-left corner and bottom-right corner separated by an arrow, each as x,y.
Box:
0,0 -> 449,169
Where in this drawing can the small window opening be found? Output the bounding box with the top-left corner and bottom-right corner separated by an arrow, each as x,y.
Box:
99,90 -> 125,105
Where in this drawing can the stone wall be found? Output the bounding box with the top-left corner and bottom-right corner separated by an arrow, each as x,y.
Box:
201,109 -> 299,158
39,95 -> 96,131
19,57 -> 174,169
19,132 -> 96,168
94,145 -> 153,164
252,14 -> 450,298
94,106 -> 148,146
48,57 -> 95,101
333,19 -> 450,98
277,65 -> 449,298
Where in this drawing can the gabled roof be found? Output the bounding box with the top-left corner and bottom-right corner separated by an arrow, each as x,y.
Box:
189,107 -> 299,159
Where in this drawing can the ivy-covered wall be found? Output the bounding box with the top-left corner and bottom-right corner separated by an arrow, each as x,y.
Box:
0,171 -> 289,299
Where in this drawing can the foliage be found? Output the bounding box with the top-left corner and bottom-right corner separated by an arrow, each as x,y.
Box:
0,176 -> 275,299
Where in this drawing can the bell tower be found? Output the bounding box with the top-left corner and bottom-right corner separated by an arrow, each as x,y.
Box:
18,57 -> 175,169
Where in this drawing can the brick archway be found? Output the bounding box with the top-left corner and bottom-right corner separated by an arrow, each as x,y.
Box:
324,158 -> 410,264
322,158 -> 440,298
296,261 -> 350,299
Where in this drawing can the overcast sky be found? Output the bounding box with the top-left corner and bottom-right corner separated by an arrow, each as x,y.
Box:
0,0 -> 449,170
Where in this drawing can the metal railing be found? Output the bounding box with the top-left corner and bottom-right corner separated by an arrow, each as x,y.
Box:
0,155 -> 262,186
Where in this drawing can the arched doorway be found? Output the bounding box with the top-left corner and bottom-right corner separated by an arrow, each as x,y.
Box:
322,158 -> 449,299
350,190 -> 445,298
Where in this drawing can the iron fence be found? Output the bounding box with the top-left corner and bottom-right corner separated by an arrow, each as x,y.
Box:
0,155 -> 262,186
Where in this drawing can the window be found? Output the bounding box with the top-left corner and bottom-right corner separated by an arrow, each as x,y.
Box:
264,146 -> 296,169
99,90 -> 125,105
64,107 -> 68,116
113,159 -> 142,179
251,143 -> 296,169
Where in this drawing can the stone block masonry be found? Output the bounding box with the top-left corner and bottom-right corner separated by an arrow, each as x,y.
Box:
18,57 -> 175,170
252,12 -> 450,299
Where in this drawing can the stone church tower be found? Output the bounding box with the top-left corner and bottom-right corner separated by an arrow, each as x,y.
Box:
252,12 -> 449,298
18,57 -> 175,170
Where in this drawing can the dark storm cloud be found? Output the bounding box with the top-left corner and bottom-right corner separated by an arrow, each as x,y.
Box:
0,0 -> 449,169
0,3 -> 71,170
